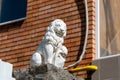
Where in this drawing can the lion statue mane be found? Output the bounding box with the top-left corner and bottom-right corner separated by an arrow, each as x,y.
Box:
30,19 -> 68,68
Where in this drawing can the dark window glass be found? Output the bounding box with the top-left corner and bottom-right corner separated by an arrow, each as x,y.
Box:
0,0 -> 27,23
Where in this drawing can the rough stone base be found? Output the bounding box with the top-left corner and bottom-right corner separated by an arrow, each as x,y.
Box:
13,64 -> 84,80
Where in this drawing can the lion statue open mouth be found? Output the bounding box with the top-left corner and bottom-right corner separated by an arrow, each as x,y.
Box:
30,19 -> 68,68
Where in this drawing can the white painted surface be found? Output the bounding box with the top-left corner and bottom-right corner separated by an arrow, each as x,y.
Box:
0,60 -> 15,80
95,0 -> 100,59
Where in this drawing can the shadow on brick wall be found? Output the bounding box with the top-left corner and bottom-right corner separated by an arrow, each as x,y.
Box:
75,0 -> 91,80
75,0 -> 86,66
0,21 -> 24,33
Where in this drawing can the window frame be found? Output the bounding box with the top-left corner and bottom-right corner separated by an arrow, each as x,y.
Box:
95,0 -> 100,59
0,0 -> 27,26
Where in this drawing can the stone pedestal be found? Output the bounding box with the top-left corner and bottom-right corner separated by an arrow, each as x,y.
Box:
0,59 -> 15,80
13,64 -> 84,80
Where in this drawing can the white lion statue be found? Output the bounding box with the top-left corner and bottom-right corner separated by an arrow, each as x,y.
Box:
30,19 -> 68,68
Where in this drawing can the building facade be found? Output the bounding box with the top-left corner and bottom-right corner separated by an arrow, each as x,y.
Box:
0,0 -> 96,79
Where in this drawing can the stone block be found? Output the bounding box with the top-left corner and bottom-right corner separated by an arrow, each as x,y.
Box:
0,59 -> 15,80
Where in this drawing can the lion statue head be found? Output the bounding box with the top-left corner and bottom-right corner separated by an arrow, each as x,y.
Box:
48,19 -> 67,38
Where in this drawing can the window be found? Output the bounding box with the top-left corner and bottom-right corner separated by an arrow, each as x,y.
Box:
96,0 -> 120,58
0,0 -> 27,25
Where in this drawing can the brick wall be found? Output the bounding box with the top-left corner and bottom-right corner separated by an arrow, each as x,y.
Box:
0,0 -> 95,79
